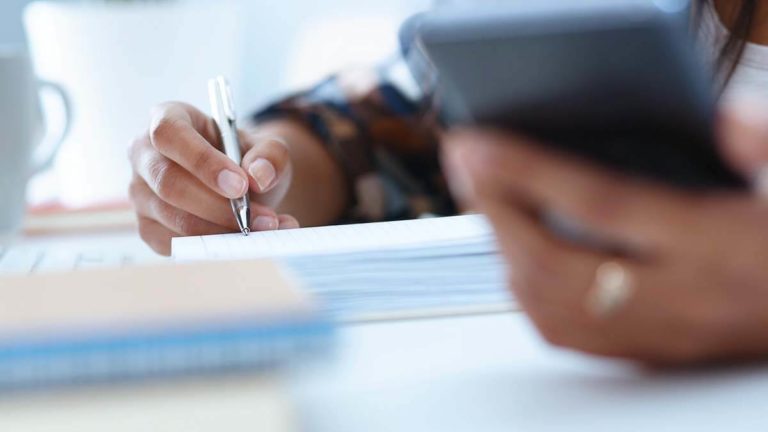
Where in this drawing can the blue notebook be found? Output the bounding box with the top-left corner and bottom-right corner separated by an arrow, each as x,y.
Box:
0,260 -> 333,389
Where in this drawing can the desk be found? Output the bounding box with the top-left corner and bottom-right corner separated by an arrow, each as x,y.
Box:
3,231 -> 768,431
2,313 -> 767,431
296,313 -> 768,431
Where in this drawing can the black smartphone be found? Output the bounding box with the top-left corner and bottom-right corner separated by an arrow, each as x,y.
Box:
416,0 -> 747,190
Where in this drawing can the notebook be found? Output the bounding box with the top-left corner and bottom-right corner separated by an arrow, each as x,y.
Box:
173,215 -> 515,322
0,260 -> 332,389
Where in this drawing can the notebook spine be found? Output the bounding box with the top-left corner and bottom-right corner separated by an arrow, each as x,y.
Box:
0,320 -> 333,390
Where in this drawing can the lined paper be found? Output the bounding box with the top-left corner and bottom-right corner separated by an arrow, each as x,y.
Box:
172,215 -> 515,321
172,215 -> 495,261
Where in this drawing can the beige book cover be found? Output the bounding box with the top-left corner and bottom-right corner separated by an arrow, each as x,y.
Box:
0,260 -> 330,389
0,260 -> 315,336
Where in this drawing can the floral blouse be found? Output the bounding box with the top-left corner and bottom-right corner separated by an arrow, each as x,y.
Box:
251,15 -> 456,223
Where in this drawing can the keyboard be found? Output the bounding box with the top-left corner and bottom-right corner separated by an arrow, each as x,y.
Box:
0,234 -> 168,276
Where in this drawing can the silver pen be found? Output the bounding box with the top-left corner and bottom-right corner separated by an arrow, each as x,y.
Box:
208,76 -> 250,236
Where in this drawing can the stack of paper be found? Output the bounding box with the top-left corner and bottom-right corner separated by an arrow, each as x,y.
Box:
173,216 -> 515,321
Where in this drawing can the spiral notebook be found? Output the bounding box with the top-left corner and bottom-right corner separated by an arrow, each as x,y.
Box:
0,260 -> 332,389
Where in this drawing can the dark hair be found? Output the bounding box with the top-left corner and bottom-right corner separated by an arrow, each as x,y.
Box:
696,0 -> 759,86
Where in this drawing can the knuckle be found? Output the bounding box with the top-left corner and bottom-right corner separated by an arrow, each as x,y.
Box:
191,147 -> 218,176
149,116 -> 183,152
146,193 -> 202,237
172,213 -> 199,237
128,134 -> 151,167
128,177 -> 143,202
152,199 -> 176,227
148,160 -> 177,201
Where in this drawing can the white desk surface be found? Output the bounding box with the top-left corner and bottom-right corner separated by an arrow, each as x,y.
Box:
294,313 -> 768,432
3,232 -> 768,431
2,313 -> 767,431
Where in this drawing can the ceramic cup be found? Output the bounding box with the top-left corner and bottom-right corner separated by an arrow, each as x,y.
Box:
0,46 -> 70,242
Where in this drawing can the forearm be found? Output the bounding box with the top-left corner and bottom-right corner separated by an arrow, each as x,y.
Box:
248,52 -> 448,223
247,119 -> 349,226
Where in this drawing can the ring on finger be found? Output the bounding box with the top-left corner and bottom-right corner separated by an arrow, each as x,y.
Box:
585,261 -> 635,319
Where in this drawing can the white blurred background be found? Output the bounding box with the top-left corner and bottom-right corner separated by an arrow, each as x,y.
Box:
1,0 -> 431,208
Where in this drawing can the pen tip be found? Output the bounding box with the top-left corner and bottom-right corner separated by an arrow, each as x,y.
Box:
243,227 -> 250,236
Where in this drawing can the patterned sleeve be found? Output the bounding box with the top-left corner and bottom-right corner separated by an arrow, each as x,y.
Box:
250,15 -> 456,223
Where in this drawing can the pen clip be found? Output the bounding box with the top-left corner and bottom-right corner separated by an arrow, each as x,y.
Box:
216,76 -> 237,122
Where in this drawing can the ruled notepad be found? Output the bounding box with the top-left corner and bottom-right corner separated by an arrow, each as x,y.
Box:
172,215 -> 496,261
172,216 -> 515,322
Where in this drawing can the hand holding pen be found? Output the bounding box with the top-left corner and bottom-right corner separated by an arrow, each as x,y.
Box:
127,94 -> 299,255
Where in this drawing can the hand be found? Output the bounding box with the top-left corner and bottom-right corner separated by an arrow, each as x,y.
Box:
443,103 -> 768,365
128,102 -> 299,255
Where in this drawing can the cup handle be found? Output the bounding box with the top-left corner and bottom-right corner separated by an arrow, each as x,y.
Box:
29,80 -> 72,177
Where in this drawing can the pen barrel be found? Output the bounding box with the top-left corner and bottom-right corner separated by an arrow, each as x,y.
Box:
208,76 -> 243,164
210,76 -> 251,235
219,119 -> 242,164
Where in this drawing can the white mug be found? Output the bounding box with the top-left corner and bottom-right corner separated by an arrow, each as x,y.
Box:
0,46 -> 71,242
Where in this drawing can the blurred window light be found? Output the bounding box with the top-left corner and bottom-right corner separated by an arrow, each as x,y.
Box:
282,14 -> 405,90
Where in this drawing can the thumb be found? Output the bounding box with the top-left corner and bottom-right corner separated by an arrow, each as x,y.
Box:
240,132 -> 292,194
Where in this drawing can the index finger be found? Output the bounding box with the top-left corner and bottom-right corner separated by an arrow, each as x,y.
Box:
447,129 -> 700,251
149,102 -> 248,199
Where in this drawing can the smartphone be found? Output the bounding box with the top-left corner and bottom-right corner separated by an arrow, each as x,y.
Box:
416,0 -> 747,190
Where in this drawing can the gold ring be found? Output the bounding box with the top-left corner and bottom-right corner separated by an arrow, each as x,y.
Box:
585,261 -> 634,319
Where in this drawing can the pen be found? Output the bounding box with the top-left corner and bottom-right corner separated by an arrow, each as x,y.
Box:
208,76 -> 251,236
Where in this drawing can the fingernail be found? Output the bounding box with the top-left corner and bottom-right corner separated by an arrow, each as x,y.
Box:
217,169 -> 247,198
248,158 -> 277,192
253,216 -> 279,231
279,219 -> 300,230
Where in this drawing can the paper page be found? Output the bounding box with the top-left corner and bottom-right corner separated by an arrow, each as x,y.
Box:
172,215 -> 494,261
171,215 -> 514,321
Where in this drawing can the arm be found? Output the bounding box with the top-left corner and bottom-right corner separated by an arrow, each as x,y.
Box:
247,13 -> 451,224
247,56 -> 448,225
128,16 -> 449,254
